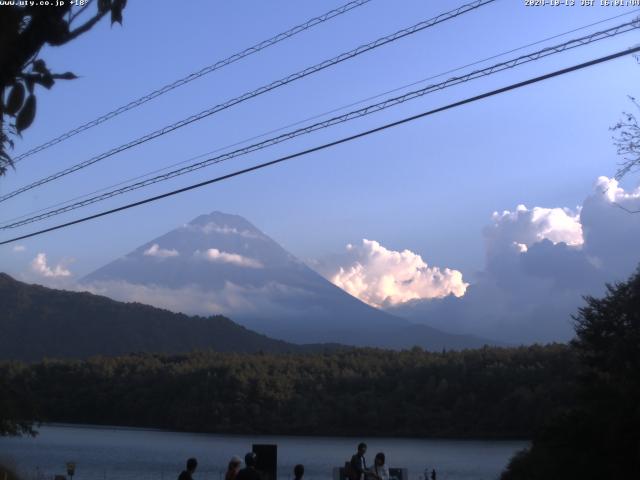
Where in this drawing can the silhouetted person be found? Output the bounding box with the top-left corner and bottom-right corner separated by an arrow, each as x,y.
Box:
349,443 -> 367,480
236,452 -> 261,480
430,469 -> 436,480
226,456 -> 242,480
368,452 -> 389,480
178,458 -> 198,480
293,464 -> 304,480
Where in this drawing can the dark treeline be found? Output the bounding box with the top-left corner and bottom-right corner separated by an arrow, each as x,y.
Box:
1,344 -> 576,438
501,269 -> 640,479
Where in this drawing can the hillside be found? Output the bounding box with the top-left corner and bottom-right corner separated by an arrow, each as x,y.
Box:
0,273 -> 306,361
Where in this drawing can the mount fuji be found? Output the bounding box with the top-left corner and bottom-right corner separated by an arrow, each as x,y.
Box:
81,212 -> 491,349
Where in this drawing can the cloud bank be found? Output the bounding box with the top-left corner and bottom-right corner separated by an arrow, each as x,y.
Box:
80,279 -> 320,323
386,176 -> 640,344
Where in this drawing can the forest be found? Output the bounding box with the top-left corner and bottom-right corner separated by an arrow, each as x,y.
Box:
1,343 -> 575,439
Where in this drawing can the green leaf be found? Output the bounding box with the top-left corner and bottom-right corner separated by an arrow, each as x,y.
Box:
6,83 -> 25,116
16,95 -> 36,133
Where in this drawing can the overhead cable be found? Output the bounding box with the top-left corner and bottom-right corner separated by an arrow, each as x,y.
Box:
11,0 -> 375,164
1,45 -> 637,245
2,19 -> 637,230
0,0 -> 495,204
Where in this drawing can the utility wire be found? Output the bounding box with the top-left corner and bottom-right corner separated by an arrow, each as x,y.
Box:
2,19 -> 638,231
1,45 -> 638,246
3,8 -> 634,229
11,0 -> 374,164
0,0 -> 495,204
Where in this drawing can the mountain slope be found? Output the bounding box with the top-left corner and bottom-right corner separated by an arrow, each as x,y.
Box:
81,211 -> 494,349
0,273 -> 306,361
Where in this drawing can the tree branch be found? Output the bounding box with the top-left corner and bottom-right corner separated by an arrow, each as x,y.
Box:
51,9 -> 108,45
612,202 -> 640,214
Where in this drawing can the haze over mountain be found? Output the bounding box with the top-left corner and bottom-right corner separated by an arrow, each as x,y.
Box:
81,212 -> 492,350
0,273 -> 305,361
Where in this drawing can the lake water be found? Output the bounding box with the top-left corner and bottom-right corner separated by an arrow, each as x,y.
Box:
0,425 -> 527,480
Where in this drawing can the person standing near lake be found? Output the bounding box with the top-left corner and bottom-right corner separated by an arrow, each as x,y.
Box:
293,464 -> 304,480
225,455 -> 242,480
236,452 -> 262,480
367,453 -> 389,480
178,458 -> 198,480
349,443 -> 368,480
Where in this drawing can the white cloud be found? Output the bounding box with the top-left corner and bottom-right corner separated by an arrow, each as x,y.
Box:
187,222 -> 260,238
31,253 -> 71,278
513,242 -> 528,253
329,239 -> 467,308
199,248 -> 263,268
486,204 -> 583,256
143,244 -> 179,258
12,245 -> 26,253
594,176 -> 640,204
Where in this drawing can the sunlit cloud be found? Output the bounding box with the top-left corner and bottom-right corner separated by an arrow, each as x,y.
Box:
595,176 -> 640,204
329,239 -> 467,308
486,204 -> 583,256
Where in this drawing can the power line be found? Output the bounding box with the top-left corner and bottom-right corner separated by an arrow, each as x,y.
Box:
3,19 -> 638,231
0,0 -> 496,204
11,0 -> 374,164
4,8 -> 633,229
1,45 -> 637,246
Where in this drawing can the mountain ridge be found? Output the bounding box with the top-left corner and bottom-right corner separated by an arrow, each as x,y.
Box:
0,272 -> 317,361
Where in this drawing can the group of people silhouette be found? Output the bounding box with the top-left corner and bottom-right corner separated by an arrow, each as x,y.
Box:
176,453 -> 304,480
177,442 -> 436,480
348,442 -> 435,480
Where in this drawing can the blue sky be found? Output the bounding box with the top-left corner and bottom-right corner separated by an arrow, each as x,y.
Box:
2,0 -> 640,282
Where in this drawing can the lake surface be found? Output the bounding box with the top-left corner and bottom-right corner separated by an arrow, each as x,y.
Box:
0,424 -> 527,480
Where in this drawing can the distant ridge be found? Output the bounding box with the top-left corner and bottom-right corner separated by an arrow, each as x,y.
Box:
0,273 -> 311,361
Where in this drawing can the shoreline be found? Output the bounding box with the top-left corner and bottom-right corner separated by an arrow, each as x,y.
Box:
27,422 -> 532,443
